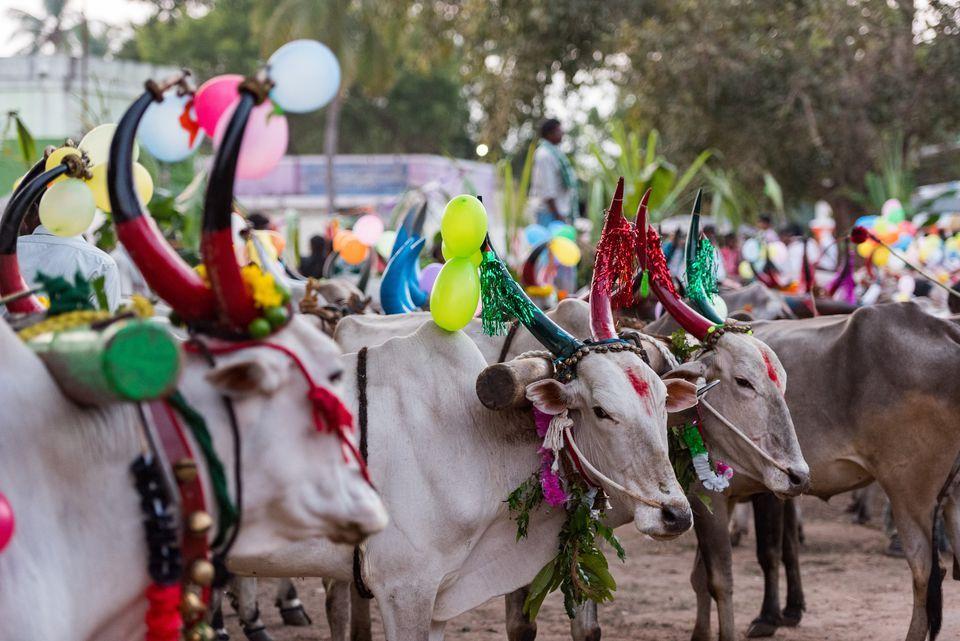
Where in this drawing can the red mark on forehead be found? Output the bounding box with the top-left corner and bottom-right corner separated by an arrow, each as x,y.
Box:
760,350 -> 782,390
627,369 -> 650,397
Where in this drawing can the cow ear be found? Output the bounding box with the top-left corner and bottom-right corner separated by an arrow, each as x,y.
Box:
525,379 -> 573,415
205,349 -> 290,397
663,378 -> 698,413
663,359 -> 707,386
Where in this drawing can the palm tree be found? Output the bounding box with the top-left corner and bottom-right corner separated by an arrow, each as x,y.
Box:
252,0 -> 406,215
8,0 -> 77,54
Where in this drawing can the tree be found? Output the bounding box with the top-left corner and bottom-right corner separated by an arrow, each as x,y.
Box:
7,0 -> 115,57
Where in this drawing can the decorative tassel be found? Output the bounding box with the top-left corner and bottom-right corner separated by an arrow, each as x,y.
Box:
144,583 -> 183,641
479,251 -> 538,335
532,407 -> 569,506
641,227 -> 680,298
638,269 -> 650,298
680,423 -> 730,493
594,221 -> 637,309
686,237 -> 720,302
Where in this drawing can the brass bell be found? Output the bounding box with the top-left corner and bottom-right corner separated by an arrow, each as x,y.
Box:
180,590 -> 207,617
185,623 -> 216,641
174,458 -> 198,483
187,511 -> 213,536
189,559 -> 216,587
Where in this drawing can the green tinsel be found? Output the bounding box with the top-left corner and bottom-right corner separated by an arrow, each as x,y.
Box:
680,422 -> 708,457
479,251 -> 539,336
36,271 -> 96,315
638,269 -> 650,298
686,237 -> 720,301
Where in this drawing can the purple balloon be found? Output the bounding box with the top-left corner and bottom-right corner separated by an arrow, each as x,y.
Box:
418,263 -> 443,294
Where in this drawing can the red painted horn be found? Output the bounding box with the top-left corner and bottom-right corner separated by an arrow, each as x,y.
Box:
108,86 -> 217,321
520,241 -> 551,288
199,87 -> 260,331
635,193 -> 715,340
589,178 -> 625,341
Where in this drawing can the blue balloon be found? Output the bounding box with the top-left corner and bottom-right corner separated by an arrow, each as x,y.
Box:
524,224 -> 550,246
895,233 -> 912,251
855,215 -> 879,229
547,220 -> 566,236
138,91 -> 205,163
268,40 -> 341,113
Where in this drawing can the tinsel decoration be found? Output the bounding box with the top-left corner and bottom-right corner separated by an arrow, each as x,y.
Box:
479,250 -> 538,336
686,237 -> 720,302
638,270 -> 650,298
593,179 -> 636,308
679,423 -> 731,493
641,226 -> 680,298
36,271 -> 97,314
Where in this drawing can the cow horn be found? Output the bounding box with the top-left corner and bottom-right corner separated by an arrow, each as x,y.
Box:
108,82 -> 217,322
411,201 -> 428,237
380,237 -> 423,314
635,192 -> 716,341
589,177 -> 626,341
405,236 -> 428,308
356,249 -> 375,294
0,162 -> 72,314
520,240 -> 551,288
476,355 -> 554,410
390,202 -> 423,258
684,191 -> 725,324
199,82 -> 263,331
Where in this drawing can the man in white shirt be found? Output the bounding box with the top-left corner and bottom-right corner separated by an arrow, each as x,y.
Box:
17,204 -> 122,311
528,118 -> 578,226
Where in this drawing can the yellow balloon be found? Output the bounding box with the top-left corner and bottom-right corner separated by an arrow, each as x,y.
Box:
738,260 -> 754,280
856,240 -> 876,258
87,163 -> 111,212
39,178 -> 96,237
872,245 -> 890,267
45,147 -> 82,184
429,257 -> 480,331
549,236 -> 581,267
134,163 -> 154,205
79,124 -> 139,166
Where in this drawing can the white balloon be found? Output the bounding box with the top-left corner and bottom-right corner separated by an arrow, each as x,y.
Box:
139,91 -> 205,162
39,179 -> 96,237
268,39 -> 341,113
741,238 -> 761,263
80,123 -> 139,166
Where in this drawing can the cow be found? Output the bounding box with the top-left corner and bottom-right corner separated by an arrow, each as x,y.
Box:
685,303 -> 960,641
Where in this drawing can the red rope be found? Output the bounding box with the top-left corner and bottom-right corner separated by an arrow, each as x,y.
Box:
185,340 -> 372,484
144,583 -> 182,641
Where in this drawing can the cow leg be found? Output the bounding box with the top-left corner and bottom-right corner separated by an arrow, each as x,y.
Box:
570,600 -> 600,641
730,502 -> 751,548
350,582 -> 373,641
690,493 -> 735,641
275,578 -> 311,626
505,586 -> 538,641
210,589 -> 230,641
746,494 -> 784,638
943,491 -> 960,580
324,578 -> 351,641
229,577 -> 274,641
888,499 -> 938,641
780,498 -> 805,626
376,582 -> 437,641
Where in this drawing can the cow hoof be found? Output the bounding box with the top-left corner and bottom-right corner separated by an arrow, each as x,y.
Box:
780,607 -> 803,627
746,618 -> 779,638
506,623 -> 538,641
242,626 -> 275,641
216,629 -> 230,641
279,604 -> 312,627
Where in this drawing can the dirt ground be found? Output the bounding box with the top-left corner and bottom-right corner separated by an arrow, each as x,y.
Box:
224,495 -> 960,640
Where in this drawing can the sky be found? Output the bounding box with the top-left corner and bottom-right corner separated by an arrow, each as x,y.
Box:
0,0 -> 153,56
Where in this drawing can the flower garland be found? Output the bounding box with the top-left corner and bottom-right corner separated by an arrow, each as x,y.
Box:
194,262 -> 291,337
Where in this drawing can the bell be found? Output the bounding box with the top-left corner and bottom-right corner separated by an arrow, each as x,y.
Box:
189,559 -> 216,586
174,458 -> 198,483
185,622 -> 216,641
180,590 -> 207,617
187,511 -> 213,536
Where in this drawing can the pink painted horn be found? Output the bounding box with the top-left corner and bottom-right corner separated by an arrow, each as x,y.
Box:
635,193 -> 715,340
589,177 -> 625,341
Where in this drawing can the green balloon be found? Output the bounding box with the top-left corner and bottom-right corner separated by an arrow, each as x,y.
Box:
888,208 -> 906,223
443,241 -> 482,266
441,195 -> 488,258
430,257 -> 480,331
556,224 -> 577,241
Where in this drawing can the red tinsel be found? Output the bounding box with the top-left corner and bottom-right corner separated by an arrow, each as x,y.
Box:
145,583 -> 182,641
594,219 -> 637,308
640,226 -> 680,298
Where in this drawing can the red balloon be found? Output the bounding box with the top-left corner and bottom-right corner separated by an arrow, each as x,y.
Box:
0,492 -> 14,552
194,74 -> 243,136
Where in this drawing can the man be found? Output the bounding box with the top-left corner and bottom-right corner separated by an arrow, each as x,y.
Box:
18,203 -> 121,311
529,118 -> 578,225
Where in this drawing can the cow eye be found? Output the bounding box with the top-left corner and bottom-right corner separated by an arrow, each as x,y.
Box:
734,377 -> 754,391
329,370 -> 344,383
593,406 -> 612,420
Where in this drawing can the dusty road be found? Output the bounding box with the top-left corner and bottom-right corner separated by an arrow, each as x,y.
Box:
224,496 -> 960,640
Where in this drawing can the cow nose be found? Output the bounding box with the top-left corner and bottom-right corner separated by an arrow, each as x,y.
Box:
660,504 -> 692,533
787,467 -> 810,493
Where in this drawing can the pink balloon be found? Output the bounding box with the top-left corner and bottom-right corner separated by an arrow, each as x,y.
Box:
194,74 -> 242,136
353,214 -> 384,246
0,492 -> 13,553
418,262 -> 443,294
213,99 -> 289,180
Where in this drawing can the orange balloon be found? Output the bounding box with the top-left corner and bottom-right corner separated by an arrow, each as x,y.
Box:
333,230 -> 353,252
341,238 -> 369,265
267,230 -> 286,255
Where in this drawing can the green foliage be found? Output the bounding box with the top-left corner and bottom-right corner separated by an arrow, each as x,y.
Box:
521,483 -> 625,621
1,112 -> 37,172
668,329 -> 695,362
499,142 -> 537,250
851,131 -> 916,215
506,474 -> 543,541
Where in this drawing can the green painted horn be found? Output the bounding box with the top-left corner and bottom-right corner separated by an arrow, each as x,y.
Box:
684,191 -> 725,324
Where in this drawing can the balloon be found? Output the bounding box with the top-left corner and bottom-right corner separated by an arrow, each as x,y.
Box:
430,257 -> 480,331
442,242 -> 482,266
894,233 -> 912,251
440,195 -> 487,257
555,224 -> 577,241
470,250 -> 482,267
39,178 -> 96,237
523,224 -> 550,246
872,245 -> 890,267
710,294 -> 729,320
547,220 -> 566,236
375,230 -> 397,258
741,238 -> 760,263
213,99 -> 288,180
139,91 -> 205,162
857,239 -> 877,258
268,39 -> 341,113
134,163 -> 154,205
87,163 -> 111,211
854,215 -> 878,229
0,492 -> 13,553
45,147 -> 81,184
898,275 -> 916,296
549,236 -> 581,266
353,214 -> 384,246
80,124 -> 138,166
333,230 -> 354,252
881,198 -> 905,220
341,237 -> 369,265
874,219 -> 892,236
418,262 -> 443,294
738,261 -> 754,280
194,74 -> 242,136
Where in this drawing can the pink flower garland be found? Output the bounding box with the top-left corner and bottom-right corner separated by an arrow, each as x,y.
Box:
533,408 -> 569,507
